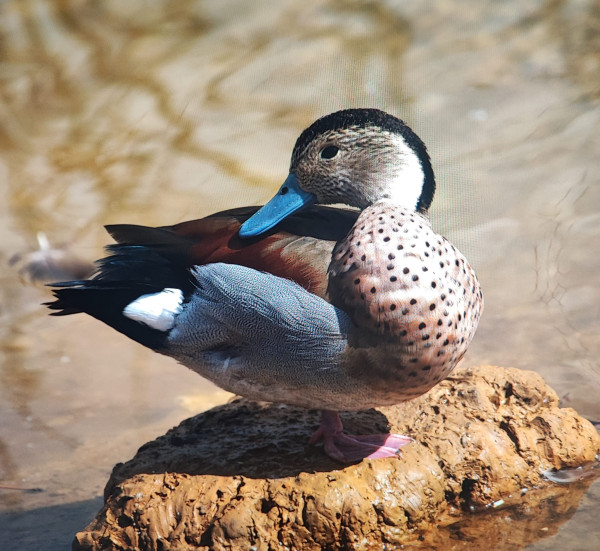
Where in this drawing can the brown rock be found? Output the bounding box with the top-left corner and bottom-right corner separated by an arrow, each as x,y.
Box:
73,366 -> 599,550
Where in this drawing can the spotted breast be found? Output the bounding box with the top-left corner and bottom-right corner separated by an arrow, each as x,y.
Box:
328,201 -> 482,403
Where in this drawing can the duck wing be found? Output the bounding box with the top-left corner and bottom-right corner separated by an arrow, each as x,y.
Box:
47,206 -> 358,349
105,205 -> 358,298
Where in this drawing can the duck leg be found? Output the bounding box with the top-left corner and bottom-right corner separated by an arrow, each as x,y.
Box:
309,410 -> 413,462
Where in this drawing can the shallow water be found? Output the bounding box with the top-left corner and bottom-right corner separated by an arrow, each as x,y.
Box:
0,1 -> 599,549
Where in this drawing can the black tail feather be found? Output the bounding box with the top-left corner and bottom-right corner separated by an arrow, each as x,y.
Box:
47,283 -> 169,351
46,229 -> 196,351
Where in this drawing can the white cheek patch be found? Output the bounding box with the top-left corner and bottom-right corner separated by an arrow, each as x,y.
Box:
123,288 -> 184,332
387,134 -> 425,210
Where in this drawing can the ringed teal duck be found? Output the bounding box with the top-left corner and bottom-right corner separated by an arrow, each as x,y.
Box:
49,108 -> 483,462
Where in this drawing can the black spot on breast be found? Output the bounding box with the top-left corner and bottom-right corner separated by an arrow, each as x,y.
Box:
418,322 -> 426,330
390,276 -> 397,282
403,267 -> 410,274
410,299 -> 417,305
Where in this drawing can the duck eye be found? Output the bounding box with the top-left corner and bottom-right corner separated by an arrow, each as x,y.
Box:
320,145 -> 339,160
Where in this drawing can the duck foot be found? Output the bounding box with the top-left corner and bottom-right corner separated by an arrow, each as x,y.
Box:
309,410 -> 413,462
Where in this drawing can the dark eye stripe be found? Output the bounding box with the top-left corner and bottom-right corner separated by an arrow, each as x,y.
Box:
320,145 -> 339,159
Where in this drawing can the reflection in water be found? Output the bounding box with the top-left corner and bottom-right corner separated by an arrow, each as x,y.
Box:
424,477 -> 597,551
0,1 -> 599,550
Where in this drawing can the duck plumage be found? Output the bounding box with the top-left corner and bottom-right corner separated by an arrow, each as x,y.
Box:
49,108 -> 483,462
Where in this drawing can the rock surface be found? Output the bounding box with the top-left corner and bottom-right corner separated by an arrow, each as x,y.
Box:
74,366 -> 599,550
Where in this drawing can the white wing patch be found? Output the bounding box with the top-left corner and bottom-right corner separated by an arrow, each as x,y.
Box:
123,288 -> 184,332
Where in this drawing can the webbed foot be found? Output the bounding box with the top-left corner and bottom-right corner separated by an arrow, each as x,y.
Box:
309,410 -> 413,462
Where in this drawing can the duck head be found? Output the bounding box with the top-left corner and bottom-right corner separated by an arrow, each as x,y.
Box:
239,108 -> 436,238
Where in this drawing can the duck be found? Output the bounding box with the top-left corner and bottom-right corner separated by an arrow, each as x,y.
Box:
48,108 -> 483,463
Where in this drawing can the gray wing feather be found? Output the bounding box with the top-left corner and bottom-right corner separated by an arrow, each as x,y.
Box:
169,263 -> 351,365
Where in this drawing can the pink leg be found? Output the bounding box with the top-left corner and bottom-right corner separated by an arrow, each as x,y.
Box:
309,410 -> 413,462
